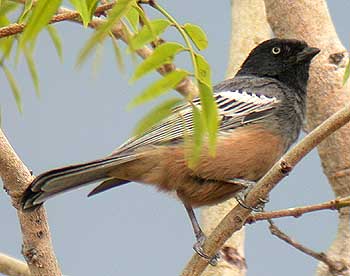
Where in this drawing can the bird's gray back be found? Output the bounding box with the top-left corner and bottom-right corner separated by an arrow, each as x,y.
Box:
215,75 -> 306,150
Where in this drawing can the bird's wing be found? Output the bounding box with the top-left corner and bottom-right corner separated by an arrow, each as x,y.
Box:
116,90 -> 280,153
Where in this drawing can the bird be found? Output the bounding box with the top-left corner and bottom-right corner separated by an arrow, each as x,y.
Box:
22,38 -> 320,262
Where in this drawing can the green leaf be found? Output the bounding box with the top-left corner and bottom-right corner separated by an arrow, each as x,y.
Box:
183,23 -> 208,50
131,42 -> 185,82
125,6 -> 139,32
0,1 -> 18,17
129,19 -> 171,50
23,46 -> 40,96
20,0 -> 62,48
77,0 -> 135,66
129,69 -> 188,107
195,53 -> 211,86
2,65 -> 22,113
133,98 -> 183,136
343,61 -> 350,85
0,16 -> 15,58
92,42 -> 103,75
0,15 -> 10,28
194,55 -> 217,153
131,4 -> 152,35
86,0 -> 99,21
18,0 -> 34,23
188,105 -> 205,168
46,25 -> 63,61
111,34 -> 124,71
69,0 -> 89,27
121,22 -> 137,62
198,81 -> 218,154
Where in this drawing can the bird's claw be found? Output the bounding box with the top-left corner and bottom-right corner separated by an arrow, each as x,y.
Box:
193,234 -> 221,266
231,178 -> 270,212
235,191 -> 269,212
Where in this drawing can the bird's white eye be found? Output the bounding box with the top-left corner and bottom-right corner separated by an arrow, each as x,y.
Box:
272,47 -> 281,55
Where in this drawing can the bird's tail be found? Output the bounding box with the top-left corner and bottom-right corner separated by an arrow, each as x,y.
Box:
21,154 -> 135,211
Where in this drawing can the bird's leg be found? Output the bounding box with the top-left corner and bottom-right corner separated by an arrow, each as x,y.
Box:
183,203 -> 220,265
230,178 -> 268,212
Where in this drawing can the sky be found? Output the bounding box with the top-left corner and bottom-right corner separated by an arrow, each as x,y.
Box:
1,1 -> 350,276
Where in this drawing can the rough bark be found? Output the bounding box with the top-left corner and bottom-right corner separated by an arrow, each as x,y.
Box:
264,0 -> 350,275
0,130 -> 61,276
200,1 -> 271,275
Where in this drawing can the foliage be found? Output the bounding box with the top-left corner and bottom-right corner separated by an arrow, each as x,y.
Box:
0,0 -> 63,111
0,0 -> 218,162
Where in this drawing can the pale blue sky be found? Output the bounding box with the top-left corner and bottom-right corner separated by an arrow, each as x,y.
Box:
1,1 -> 349,275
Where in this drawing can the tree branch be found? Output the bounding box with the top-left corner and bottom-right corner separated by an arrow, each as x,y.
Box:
0,2 -> 197,98
246,197 -> 350,223
268,220 -> 348,275
0,253 -> 30,276
0,130 -> 61,276
181,101 -> 350,275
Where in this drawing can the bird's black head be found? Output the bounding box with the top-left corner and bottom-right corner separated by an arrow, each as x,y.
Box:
237,38 -> 320,91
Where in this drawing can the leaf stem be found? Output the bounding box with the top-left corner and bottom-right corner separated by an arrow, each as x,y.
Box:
151,2 -> 198,89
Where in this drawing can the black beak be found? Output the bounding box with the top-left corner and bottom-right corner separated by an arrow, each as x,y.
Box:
296,47 -> 320,62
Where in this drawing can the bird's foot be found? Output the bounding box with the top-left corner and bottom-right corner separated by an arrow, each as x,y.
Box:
193,233 -> 221,266
232,178 -> 269,212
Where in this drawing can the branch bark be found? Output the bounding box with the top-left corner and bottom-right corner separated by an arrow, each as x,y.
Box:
263,1 -> 350,275
200,1 -> 271,275
0,130 -> 61,276
0,253 -> 30,276
181,97 -> 350,275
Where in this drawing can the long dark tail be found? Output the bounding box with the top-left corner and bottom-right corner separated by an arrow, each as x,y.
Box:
21,154 -> 135,211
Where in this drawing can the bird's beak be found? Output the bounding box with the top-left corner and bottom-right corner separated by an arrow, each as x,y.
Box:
296,47 -> 320,62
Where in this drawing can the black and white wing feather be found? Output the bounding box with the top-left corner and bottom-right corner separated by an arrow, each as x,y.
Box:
117,90 -> 279,153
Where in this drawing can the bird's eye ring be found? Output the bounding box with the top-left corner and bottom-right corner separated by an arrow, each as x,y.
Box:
272,47 -> 281,55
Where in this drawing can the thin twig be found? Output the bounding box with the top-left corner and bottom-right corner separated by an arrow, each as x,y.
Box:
268,219 -> 347,275
182,103 -> 350,275
246,197 -> 350,223
0,253 -> 30,276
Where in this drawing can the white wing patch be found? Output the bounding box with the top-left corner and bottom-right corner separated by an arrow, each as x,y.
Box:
116,90 -> 279,153
214,90 -> 278,115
